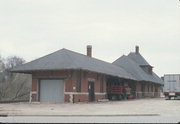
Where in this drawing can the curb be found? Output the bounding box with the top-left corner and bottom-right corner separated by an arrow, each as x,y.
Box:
5,114 -> 160,117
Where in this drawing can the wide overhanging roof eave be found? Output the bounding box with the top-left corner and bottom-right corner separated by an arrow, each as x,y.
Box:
11,68 -> 136,81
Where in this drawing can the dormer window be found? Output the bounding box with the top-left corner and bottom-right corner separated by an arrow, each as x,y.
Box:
140,65 -> 153,75
148,67 -> 153,75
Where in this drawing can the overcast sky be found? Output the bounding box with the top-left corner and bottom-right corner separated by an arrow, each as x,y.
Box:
0,0 -> 180,76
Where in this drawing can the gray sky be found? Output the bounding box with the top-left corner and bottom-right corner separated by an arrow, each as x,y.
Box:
0,0 -> 180,76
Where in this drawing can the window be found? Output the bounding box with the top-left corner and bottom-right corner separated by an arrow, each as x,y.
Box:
140,65 -> 153,75
148,67 -> 152,75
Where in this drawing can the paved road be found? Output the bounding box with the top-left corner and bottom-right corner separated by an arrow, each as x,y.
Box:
0,98 -> 180,123
1,98 -> 180,116
0,116 -> 180,123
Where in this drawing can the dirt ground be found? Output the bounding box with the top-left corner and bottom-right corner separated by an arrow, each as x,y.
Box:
0,98 -> 180,116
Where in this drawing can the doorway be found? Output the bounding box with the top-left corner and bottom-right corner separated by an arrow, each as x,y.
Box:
88,81 -> 95,102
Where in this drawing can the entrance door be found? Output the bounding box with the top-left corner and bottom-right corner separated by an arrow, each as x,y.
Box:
88,81 -> 95,102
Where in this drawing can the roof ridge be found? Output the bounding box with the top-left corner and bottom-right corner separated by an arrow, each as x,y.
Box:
64,48 -> 119,66
12,48 -> 136,80
60,49 -> 136,80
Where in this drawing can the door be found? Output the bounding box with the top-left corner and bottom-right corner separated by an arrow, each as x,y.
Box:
88,81 -> 95,102
39,79 -> 64,103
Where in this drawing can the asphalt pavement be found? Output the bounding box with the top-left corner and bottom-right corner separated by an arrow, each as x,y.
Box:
0,98 -> 180,123
0,116 -> 180,123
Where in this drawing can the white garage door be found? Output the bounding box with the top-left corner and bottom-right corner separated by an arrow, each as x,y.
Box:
39,79 -> 64,103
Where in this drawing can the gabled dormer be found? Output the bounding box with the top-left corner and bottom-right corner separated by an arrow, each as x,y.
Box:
128,46 -> 153,75
140,65 -> 153,75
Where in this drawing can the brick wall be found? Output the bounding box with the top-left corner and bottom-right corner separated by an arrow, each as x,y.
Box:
135,82 -> 142,98
135,81 -> 161,98
31,70 -> 106,102
30,69 -> 161,102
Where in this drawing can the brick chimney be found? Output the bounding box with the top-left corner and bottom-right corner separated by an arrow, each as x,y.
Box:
135,46 -> 139,54
87,45 -> 92,57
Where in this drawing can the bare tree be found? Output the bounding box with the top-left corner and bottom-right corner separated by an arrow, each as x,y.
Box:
0,55 -> 5,72
5,56 -> 25,79
0,55 -> 31,101
5,56 -> 25,69
8,73 -> 31,101
0,55 -> 6,82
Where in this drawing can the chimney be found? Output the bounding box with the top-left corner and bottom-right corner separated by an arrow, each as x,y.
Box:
87,45 -> 92,57
135,46 -> 139,54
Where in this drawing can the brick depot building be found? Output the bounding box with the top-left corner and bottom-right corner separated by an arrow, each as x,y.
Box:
12,46 -> 163,103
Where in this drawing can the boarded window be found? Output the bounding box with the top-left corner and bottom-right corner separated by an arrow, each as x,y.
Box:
141,83 -> 145,97
100,75 -> 104,93
155,85 -> 158,92
140,66 -> 152,75
141,83 -> 145,92
151,84 -> 153,92
148,84 -> 150,92
76,70 -> 81,92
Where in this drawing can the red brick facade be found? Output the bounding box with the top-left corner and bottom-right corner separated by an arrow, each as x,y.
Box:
31,70 -> 106,102
135,81 -> 161,98
30,70 -> 161,103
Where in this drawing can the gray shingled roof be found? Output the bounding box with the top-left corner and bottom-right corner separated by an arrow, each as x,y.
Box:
113,54 -> 163,84
128,52 -> 150,66
12,49 -> 136,80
